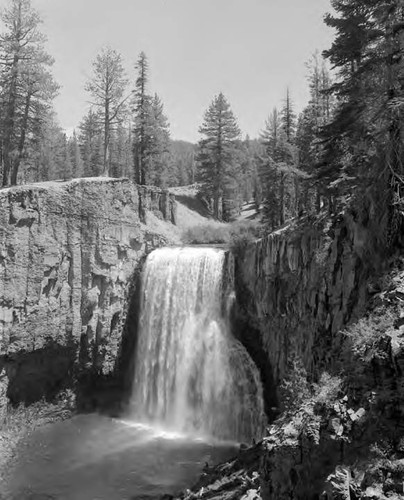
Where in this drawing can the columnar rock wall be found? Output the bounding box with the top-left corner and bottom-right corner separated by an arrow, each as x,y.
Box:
235,214 -> 381,390
0,178 -> 175,409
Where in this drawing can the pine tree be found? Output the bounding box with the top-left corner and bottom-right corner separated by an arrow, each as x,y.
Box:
197,92 -> 241,221
132,51 -> 152,185
259,107 -> 299,228
0,0 -> 58,186
318,0 -> 404,222
85,47 -> 128,176
78,109 -> 103,176
296,54 -> 334,213
147,93 -> 171,186
281,88 -> 296,142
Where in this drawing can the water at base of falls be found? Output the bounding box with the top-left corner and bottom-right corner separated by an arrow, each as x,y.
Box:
4,414 -> 238,500
131,246 -> 266,442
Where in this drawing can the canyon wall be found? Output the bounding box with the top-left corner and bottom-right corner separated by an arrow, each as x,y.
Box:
235,213 -> 382,390
232,211 -> 404,499
0,178 -> 176,413
183,211 -> 404,500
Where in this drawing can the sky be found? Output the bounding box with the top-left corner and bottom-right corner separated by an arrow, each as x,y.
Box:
27,0 -> 335,143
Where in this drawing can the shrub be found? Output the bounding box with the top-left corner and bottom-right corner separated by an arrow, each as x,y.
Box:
279,358 -> 343,416
342,307 -> 396,360
229,220 -> 262,254
182,219 -> 262,248
182,221 -> 230,244
279,357 -> 312,413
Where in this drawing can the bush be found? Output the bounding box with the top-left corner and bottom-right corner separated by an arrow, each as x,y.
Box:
342,307 -> 396,360
229,220 -> 262,254
279,358 -> 343,416
182,219 -> 262,248
182,221 -> 230,244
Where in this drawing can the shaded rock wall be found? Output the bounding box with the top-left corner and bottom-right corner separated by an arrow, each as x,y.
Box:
0,178 -> 175,412
235,213 -> 385,400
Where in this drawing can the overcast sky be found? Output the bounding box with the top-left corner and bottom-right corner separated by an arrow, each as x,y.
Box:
29,0 -> 334,142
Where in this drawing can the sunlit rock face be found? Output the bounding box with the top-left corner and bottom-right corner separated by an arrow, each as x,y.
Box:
0,178 -> 175,412
131,246 -> 266,442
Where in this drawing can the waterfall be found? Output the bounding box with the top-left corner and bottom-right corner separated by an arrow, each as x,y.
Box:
131,246 -> 266,442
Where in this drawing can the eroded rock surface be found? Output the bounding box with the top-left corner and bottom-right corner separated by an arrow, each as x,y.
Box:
0,177 -> 176,412
235,213 -> 379,390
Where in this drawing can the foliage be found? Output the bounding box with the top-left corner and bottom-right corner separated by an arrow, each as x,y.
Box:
278,357 -> 312,413
317,0 -> 404,227
196,92 -> 241,221
85,46 -> 129,176
182,219 -> 261,247
131,52 -> 172,186
228,220 -> 263,255
169,140 -> 196,186
0,0 -> 59,186
1,391 -> 75,434
258,92 -> 309,230
342,306 -> 396,361
279,354 -> 343,418
296,52 -> 334,214
182,221 -> 230,244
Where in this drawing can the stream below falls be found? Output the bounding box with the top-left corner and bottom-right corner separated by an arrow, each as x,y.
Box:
4,414 -> 238,499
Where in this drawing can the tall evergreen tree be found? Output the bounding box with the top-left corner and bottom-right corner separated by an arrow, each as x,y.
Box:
132,51 -> 152,185
147,93 -> 171,186
259,107 -> 299,228
78,109 -> 103,177
296,54 -> 334,212
0,0 -> 58,186
85,47 -> 128,176
281,88 -> 296,142
318,0 -> 404,224
197,92 -> 241,221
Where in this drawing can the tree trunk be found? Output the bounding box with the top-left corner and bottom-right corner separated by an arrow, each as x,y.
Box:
279,173 -> 285,225
103,98 -> 110,176
11,89 -> 32,186
3,54 -> 20,186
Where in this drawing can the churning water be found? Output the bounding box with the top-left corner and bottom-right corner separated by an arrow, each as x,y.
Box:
131,246 -> 266,442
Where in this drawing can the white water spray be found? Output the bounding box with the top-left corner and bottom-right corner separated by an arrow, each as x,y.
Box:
131,247 -> 266,442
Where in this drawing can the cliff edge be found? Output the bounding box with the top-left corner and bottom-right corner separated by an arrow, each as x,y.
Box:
0,177 -> 176,414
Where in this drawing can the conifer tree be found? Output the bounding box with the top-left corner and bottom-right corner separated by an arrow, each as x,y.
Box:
318,0 -> 404,222
85,47 -> 128,176
68,131 -> 84,179
281,88 -> 296,142
78,109 -> 103,177
132,51 -> 152,185
196,92 -> 241,221
147,93 -> 171,186
296,54 -> 334,212
0,0 -> 58,186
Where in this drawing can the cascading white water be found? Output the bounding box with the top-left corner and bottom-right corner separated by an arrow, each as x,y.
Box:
131,246 -> 266,442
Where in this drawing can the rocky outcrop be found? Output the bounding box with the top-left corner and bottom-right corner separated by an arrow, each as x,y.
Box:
228,211 -> 404,499
235,213 -> 385,392
0,177 -> 176,413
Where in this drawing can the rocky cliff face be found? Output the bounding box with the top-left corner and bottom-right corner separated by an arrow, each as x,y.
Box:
176,212 -> 404,500
0,178 -> 176,413
230,212 -> 404,499
235,213 -> 382,391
